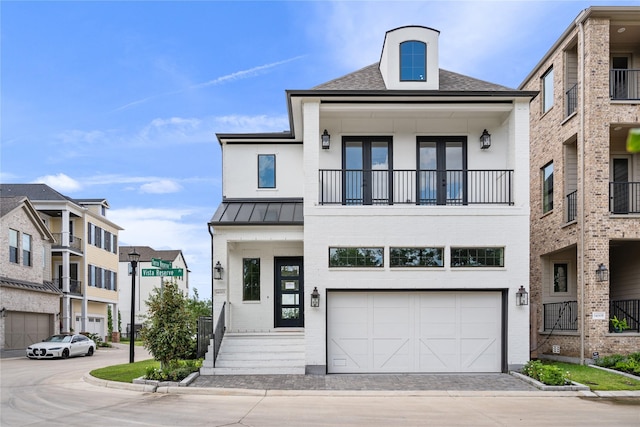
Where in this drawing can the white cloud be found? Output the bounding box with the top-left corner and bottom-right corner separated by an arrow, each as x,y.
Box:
214,114 -> 290,133
139,179 -> 183,194
33,173 -> 82,192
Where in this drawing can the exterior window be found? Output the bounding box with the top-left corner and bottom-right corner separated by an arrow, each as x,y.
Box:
390,247 -> 443,267
22,233 -> 32,266
104,231 -> 112,252
400,40 -> 426,81
553,263 -> 568,293
95,226 -> 102,248
451,248 -> 504,267
9,229 -> 19,263
542,67 -> 554,113
258,154 -> 275,188
542,162 -> 554,213
89,265 -> 96,286
112,234 -> 118,254
87,223 -> 93,245
329,247 -> 384,267
243,258 -> 260,301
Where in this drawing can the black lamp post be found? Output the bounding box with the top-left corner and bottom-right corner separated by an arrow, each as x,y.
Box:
128,248 -> 140,363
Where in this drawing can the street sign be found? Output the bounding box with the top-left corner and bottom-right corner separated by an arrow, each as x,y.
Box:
151,258 -> 172,269
141,268 -> 184,277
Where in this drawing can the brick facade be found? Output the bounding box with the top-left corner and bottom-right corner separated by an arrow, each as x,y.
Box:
523,8 -> 640,359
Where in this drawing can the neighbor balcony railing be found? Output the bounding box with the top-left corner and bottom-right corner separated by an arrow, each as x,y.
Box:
609,182 -> 640,214
54,278 -> 82,295
52,233 -> 83,252
565,83 -> 578,117
610,299 -> 640,333
610,69 -> 640,100
319,169 -> 514,206
566,190 -> 577,222
543,301 -> 578,331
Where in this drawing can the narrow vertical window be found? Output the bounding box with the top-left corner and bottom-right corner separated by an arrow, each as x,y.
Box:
22,233 -> 32,266
243,258 -> 260,301
542,162 -> 554,213
258,154 -> 276,188
542,67 -> 554,113
9,229 -> 19,263
400,41 -> 426,81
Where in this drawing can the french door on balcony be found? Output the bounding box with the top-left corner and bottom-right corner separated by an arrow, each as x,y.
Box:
343,136 -> 392,205
611,56 -> 630,100
611,156 -> 631,214
417,136 -> 467,205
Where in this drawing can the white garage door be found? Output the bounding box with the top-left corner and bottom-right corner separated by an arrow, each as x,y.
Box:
76,316 -> 104,337
327,291 -> 502,373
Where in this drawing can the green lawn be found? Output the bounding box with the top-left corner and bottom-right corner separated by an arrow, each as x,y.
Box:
91,359 -> 159,383
544,361 -> 640,391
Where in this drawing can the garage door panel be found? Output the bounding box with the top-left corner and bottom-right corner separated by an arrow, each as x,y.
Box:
4,312 -> 52,349
328,291 -> 502,373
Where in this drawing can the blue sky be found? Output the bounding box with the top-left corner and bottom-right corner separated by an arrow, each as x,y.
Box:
2,0 -> 635,300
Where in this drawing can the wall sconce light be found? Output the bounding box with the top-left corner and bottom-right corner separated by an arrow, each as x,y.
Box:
321,129 -> 331,149
0,307 -> 6,317
596,263 -> 609,282
310,287 -> 320,307
516,286 -> 529,306
480,129 -> 491,149
214,261 -> 223,280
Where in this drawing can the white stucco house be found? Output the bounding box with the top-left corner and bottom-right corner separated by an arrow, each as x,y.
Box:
203,26 -> 536,375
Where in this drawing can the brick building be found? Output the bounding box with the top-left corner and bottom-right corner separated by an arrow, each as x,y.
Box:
520,6 -> 640,361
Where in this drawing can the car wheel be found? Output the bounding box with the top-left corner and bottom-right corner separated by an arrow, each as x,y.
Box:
62,349 -> 70,359
86,347 -> 94,356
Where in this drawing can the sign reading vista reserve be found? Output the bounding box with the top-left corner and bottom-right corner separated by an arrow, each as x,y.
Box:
141,268 -> 184,277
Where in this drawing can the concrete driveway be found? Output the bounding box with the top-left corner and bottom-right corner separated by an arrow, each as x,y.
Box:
2,344 -> 639,426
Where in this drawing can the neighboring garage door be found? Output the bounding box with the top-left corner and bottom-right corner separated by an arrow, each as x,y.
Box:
327,291 -> 503,374
4,312 -> 53,350
76,316 -> 104,337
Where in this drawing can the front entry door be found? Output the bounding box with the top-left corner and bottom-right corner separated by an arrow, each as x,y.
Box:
274,257 -> 304,327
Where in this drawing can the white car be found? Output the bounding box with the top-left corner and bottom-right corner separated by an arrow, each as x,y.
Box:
26,334 -> 95,359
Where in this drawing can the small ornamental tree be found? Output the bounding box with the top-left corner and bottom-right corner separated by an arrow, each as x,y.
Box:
141,279 -> 193,369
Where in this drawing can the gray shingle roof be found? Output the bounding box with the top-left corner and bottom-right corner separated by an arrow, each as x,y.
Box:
313,63 -> 514,92
0,277 -> 62,295
118,246 -> 185,267
0,184 -> 76,202
0,196 -> 25,218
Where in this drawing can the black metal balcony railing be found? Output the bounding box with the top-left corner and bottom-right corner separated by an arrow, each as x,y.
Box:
543,301 -> 578,331
54,278 -> 82,295
610,299 -> 640,333
565,83 -> 578,117
319,169 -> 514,206
52,233 -> 83,252
609,182 -> 640,214
566,190 -> 577,222
610,69 -> 640,100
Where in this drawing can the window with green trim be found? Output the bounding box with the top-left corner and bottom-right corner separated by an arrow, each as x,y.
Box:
451,247 -> 504,267
243,258 -> 260,301
329,247 -> 383,267
390,247 -> 443,267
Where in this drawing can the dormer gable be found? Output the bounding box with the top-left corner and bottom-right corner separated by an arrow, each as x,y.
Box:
379,26 -> 440,90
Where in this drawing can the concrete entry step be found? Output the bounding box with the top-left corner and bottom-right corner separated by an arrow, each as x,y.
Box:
201,331 -> 306,375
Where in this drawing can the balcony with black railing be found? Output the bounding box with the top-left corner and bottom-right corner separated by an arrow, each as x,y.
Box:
565,83 -> 578,117
610,69 -> 640,100
566,190 -> 577,222
610,299 -> 640,333
319,169 -> 514,206
54,278 -> 82,296
52,233 -> 83,253
543,301 -> 578,331
609,182 -> 640,214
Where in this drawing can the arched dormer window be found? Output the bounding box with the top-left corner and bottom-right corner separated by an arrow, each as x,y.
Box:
400,40 -> 426,81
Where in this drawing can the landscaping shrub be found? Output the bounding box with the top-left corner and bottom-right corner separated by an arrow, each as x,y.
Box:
596,352 -> 640,375
522,360 -> 570,386
144,359 -> 202,382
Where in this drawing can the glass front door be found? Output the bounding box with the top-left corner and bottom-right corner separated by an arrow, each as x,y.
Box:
274,257 -> 304,327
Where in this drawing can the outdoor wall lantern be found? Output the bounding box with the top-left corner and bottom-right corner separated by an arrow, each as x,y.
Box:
321,129 -> 331,149
310,287 -> 320,307
214,261 -> 224,280
596,263 -> 609,282
480,129 -> 491,149
515,285 -> 529,306
128,248 -> 140,364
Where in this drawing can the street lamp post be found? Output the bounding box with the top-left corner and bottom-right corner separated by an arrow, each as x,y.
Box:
128,248 -> 140,363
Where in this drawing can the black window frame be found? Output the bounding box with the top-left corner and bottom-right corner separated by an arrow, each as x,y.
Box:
257,154 -> 276,189
400,40 -> 427,82
542,161 -> 554,213
243,258 -> 261,301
